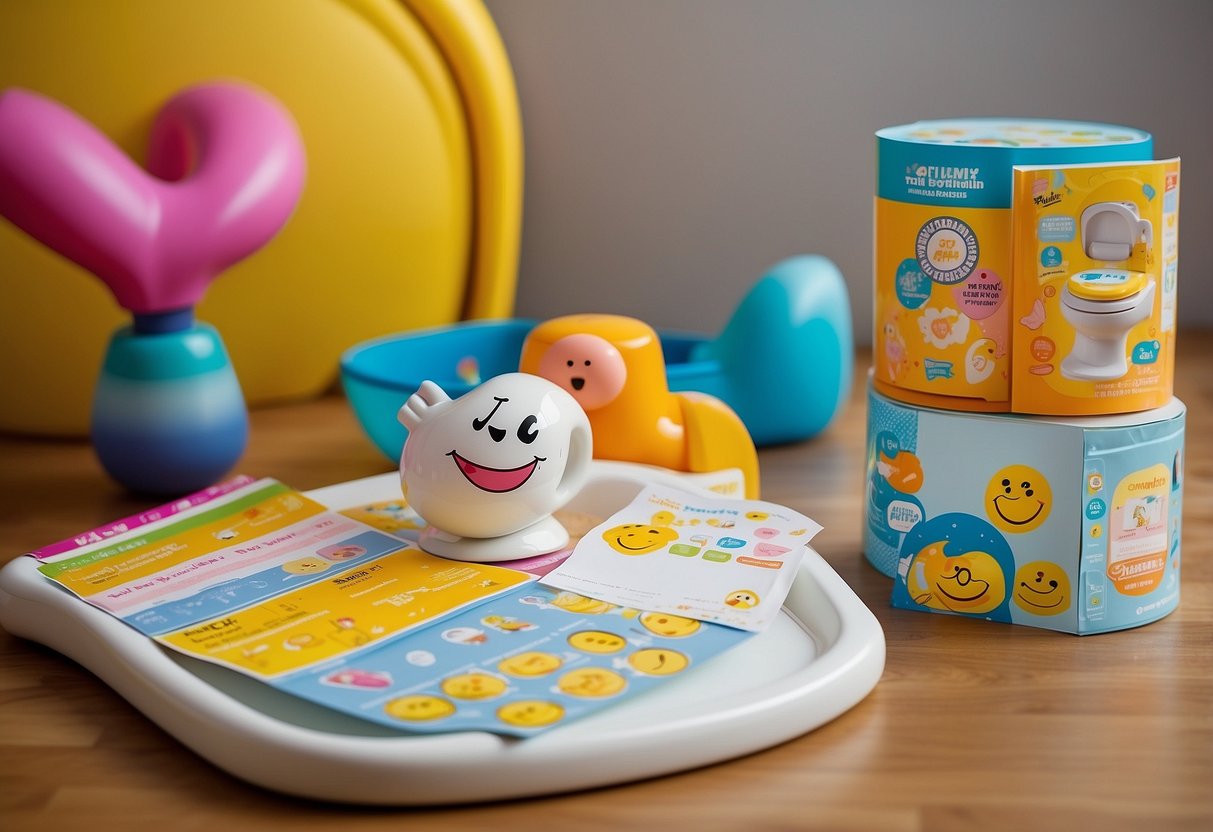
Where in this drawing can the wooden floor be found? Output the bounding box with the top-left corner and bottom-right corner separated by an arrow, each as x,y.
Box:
1,334 -> 1210,831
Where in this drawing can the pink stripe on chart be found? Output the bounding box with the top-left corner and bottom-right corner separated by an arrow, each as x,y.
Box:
30,475 -> 259,560
95,516 -> 365,614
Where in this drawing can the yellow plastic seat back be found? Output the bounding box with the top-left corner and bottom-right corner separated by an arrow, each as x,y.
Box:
0,0 -> 521,435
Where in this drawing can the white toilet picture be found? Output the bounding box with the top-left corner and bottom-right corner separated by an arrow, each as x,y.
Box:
1060,202 -> 1155,381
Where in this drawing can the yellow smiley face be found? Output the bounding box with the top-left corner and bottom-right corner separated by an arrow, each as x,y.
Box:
497,651 -> 563,677
496,700 -> 565,728
627,648 -> 689,676
550,591 -> 618,615
440,672 -> 508,700
567,630 -> 627,654
1013,561 -> 1072,616
986,465 -> 1052,533
639,611 -> 701,637
282,556 -> 331,575
384,694 -> 456,722
557,667 -> 627,698
905,541 -> 1007,614
602,522 -> 678,555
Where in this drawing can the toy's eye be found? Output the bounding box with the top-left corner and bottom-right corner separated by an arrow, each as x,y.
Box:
517,414 -> 540,444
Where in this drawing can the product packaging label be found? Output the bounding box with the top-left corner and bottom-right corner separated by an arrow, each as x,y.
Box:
1010,159 -> 1180,414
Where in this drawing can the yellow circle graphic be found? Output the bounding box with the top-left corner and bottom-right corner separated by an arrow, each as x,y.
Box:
497,700 -> 565,728
568,630 -> 628,654
497,651 -> 563,677
628,648 -> 689,676
639,611 -> 701,638
557,667 -> 627,698
440,672 -> 508,700
384,694 -> 456,722
986,465 -> 1052,533
1013,560 -> 1072,616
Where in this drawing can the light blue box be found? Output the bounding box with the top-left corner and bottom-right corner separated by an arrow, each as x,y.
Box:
864,383 -> 1184,634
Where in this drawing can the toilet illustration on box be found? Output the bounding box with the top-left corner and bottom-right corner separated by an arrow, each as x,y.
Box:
1060,201 -> 1155,381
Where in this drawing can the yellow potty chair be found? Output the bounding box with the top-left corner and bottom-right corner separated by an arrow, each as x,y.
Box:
0,0 -> 522,435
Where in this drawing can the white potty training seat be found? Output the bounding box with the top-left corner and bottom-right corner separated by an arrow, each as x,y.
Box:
1080,201 -> 1154,261
1060,270 -> 1155,381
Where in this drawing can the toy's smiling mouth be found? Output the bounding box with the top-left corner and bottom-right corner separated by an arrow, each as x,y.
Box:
571,377 -> 585,390
448,451 -> 543,493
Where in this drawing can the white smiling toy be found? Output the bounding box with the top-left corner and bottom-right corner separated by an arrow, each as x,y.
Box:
398,373 -> 593,562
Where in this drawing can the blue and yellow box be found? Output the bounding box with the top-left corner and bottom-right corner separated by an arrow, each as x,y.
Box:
864,383 -> 1185,634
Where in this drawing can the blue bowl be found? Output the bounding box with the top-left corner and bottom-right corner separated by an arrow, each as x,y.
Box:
341,319 -> 722,463
342,319 -> 536,462
342,256 -> 853,462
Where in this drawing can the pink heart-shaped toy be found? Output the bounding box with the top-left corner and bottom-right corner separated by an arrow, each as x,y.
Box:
0,83 -> 305,315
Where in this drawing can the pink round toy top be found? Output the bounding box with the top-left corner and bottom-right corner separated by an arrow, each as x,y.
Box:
0,83 -> 306,315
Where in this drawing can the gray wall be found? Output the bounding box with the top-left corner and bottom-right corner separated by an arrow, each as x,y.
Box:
486,0 -> 1212,344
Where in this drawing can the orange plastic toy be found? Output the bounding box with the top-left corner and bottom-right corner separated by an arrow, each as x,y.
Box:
520,314 -> 760,498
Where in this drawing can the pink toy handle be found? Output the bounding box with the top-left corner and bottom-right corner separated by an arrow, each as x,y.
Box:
0,83 -> 305,315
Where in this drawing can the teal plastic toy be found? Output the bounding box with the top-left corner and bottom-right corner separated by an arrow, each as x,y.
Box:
0,84 -> 305,495
342,256 -> 852,462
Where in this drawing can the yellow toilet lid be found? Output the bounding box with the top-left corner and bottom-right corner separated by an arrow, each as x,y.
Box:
1068,270 -> 1149,301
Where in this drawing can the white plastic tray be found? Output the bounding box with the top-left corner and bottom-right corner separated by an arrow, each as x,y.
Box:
0,465 -> 884,805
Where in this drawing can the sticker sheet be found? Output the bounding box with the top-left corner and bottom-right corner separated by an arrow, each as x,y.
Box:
29,477 -> 759,735
541,485 -> 822,631
276,582 -> 751,736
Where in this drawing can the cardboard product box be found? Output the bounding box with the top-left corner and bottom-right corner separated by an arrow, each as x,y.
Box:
864,383 -> 1185,634
873,118 -> 1167,414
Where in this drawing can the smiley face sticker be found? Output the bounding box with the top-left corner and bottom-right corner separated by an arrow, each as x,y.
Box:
986,465 -> 1052,533
1012,560 -> 1072,616
384,694 -> 456,722
496,699 -> 565,729
602,513 -> 679,555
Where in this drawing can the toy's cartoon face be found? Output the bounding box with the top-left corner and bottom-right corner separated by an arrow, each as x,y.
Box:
1013,561 -> 1072,616
905,541 -> 1007,614
400,373 -> 591,539
535,333 -> 628,411
602,515 -> 679,555
986,465 -> 1053,533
